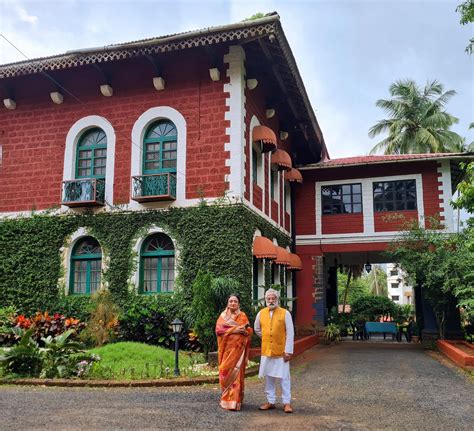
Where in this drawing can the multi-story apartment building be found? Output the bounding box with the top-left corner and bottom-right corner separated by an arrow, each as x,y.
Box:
386,263 -> 414,305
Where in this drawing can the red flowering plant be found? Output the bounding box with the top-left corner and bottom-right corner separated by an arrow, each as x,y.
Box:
13,311 -> 86,346
15,315 -> 32,329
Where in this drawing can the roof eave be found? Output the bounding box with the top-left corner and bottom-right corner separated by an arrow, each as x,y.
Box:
299,153 -> 474,170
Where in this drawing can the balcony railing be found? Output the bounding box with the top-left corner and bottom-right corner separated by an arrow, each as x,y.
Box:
132,173 -> 177,202
62,178 -> 105,207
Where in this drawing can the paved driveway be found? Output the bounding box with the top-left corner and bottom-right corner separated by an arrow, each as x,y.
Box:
0,342 -> 472,430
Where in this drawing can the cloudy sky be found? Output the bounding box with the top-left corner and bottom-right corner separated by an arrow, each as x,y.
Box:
0,0 -> 472,158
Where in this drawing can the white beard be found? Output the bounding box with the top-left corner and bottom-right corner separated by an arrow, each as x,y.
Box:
267,303 -> 277,310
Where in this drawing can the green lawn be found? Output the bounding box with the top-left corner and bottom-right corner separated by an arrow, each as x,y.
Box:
88,342 -> 203,380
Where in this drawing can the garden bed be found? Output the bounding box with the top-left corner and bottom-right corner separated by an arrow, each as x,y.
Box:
0,365 -> 260,388
437,340 -> 474,369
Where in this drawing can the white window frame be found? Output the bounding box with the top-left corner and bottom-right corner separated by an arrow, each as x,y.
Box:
63,116 -> 116,209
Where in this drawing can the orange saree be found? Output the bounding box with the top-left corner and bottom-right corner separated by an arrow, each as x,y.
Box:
215,310 -> 252,411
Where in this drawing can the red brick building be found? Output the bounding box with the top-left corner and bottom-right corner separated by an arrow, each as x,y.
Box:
0,13 -> 471,333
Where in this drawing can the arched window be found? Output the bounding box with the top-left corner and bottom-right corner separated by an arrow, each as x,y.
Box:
143,120 -> 177,174
140,233 -> 175,293
76,128 -> 107,179
70,237 -> 102,294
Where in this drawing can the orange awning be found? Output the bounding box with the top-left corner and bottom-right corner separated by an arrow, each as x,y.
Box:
253,125 -> 277,153
274,246 -> 291,266
253,236 -> 277,260
271,149 -> 292,171
284,168 -> 303,183
288,253 -> 302,270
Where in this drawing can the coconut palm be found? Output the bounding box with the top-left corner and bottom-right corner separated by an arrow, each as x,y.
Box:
451,122 -> 474,152
369,80 -> 464,154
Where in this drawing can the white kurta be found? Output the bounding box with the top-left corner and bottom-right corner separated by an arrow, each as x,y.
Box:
254,308 -> 294,379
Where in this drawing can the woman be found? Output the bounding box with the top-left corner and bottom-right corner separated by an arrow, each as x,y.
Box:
215,294 -> 253,411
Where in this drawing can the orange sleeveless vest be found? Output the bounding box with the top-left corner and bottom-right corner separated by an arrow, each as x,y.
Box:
260,307 -> 287,357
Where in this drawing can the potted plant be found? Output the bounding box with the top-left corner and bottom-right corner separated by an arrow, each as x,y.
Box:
324,323 -> 341,345
411,322 -> 420,343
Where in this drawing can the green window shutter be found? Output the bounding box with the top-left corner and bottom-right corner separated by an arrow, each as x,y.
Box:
143,121 -> 177,174
70,237 -> 102,294
75,129 -> 107,179
139,233 -> 175,294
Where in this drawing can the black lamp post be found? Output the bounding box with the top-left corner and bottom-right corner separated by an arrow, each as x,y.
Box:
171,318 -> 183,376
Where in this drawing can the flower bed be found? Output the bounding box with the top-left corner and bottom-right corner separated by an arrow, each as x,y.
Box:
437,340 -> 474,368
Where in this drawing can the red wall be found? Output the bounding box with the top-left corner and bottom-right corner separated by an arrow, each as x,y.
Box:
322,213 -> 364,234
253,184 -> 263,210
374,210 -> 418,232
243,81 -> 294,232
0,49 -> 230,212
294,161 -> 443,237
294,179 -> 316,235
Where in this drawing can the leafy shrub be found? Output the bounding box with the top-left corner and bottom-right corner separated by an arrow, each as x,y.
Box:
191,272 -> 241,353
14,312 -> 86,346
351,295 -> 397,321
0,327 -> 99,379
324,323 -> 341,343
0,306 -> 17,346
41,329 -> 98,378
54,295 -> 92,322
80,291 -> 120,347
118,294 -> 186,349
0,328 -> 42,377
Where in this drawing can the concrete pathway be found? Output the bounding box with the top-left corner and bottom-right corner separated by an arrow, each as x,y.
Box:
0,342 -> 472,430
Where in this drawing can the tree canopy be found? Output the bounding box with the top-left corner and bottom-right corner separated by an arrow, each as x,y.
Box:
389,219 -> 474,336
456,1 -> 474,53
369,80 -> 463,155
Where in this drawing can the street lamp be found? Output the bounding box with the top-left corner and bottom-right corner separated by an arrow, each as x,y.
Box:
171,318 -> 183,377
365,251 -> 372,273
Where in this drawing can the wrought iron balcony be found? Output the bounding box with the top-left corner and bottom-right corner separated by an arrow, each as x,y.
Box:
62,178 -> 105,207
132,173 -> 177,202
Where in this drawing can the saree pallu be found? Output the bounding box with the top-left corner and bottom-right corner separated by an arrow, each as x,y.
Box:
215,311 -> 252,411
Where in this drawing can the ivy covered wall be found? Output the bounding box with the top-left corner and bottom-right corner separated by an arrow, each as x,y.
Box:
0,203 -> 290,313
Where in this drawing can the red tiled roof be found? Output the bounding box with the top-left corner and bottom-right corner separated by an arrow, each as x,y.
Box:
303,153 -> 474,169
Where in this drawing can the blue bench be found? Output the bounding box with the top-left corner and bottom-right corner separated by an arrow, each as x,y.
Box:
365,322 -> 397,340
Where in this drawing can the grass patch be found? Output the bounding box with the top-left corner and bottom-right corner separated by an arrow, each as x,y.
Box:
88,342 -> 203,380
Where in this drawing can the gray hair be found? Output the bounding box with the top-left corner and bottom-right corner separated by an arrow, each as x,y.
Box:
265,288 -> 280,299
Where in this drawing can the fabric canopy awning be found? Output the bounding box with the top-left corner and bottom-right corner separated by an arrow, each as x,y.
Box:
274,246 -> 291,266
271,149 -> 292,171
288,253 -> 302,270
253,125 -> 277,153
284,168 -> 303,183
253,236 -> 277,260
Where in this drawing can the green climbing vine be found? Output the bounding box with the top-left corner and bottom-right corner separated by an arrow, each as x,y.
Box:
0,203 -> 290,314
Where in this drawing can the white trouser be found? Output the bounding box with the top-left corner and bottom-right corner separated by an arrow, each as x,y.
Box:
264,375 -> 291,404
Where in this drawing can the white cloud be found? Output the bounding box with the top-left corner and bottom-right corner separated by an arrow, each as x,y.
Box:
16,4 -> 38,24
2,0 -> 38,24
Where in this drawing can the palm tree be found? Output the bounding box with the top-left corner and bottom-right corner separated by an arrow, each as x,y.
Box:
369,80 -> 464,154
366,265 -> 388,297
451,122 -> 474,152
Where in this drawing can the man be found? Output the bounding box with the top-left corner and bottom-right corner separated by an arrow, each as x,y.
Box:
254,288 -> 295,413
